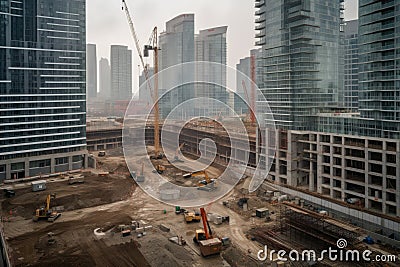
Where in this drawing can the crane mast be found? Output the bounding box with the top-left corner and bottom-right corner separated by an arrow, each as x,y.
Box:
122,0 -> 161,157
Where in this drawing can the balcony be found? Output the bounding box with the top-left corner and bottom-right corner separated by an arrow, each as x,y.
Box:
256,37 -> 266,46
255,8 -> 265,16
255,0 -> 264,8
255,14 -> 266,23
256,29 -> 266,38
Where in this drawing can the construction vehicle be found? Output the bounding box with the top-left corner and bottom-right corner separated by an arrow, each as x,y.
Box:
32,194 -> 61,222
193,208 -> 222,256
175,206 -> 186,214
122,0 -> 162,159
152,164 -> 165,174
187,170 -> 215,185
3,189 -> 15,198
68,174 -> 84,185
189,170 -> 217,191
184,210 -> 201,223
98,151 -> 106,157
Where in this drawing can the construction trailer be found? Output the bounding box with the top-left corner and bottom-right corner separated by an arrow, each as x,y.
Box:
32,180 -> 46,192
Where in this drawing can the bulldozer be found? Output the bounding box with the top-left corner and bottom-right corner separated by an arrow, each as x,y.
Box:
32,194 -> 61,222
184,210 -> 201,223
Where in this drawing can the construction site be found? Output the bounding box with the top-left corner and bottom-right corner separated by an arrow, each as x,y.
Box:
0,2 -> 399,267
0,113 -> 399,266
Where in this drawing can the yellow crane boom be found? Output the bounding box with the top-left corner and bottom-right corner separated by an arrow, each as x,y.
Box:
122,0 -> 161,157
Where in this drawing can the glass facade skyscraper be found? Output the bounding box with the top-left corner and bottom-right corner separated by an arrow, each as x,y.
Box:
344,20 -> 359,111
255,0 -> 345,131
158,14 -> 195,117
358,0 -> 400,139
110,45 -> 132,101
0,0 -> 87,181
86,43 -> 97,100
195,26 -> 228,115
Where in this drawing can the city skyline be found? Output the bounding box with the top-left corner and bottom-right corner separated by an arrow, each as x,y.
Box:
87,0 -> 359,94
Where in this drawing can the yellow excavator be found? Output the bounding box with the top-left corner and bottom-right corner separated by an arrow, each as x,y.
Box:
32,194 -> 61,222
189,170 -> 217,191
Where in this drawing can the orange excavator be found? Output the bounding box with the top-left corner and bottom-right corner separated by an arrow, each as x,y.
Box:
193,208 -> 222,256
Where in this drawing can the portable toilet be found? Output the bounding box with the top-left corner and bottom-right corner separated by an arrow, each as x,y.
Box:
31,180 -> 47,192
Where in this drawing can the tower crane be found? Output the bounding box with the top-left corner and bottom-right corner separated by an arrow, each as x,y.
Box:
122,0 -> 162,158
241,80 -> 255,124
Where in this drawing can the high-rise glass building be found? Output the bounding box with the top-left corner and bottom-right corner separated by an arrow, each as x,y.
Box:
358,0 -> 400,139
86,43 -> 97,100
255,0 -> 345,130
235,49 -> 262,115
159,14 -> 195,117
99,57 -> 111,100
110,45 -> 132,101
344,20 -> 359,111
0,0 -> 87,181
195,26 -> 228,115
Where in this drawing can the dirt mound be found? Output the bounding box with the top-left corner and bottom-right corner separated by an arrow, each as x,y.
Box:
2,173 -> 135,220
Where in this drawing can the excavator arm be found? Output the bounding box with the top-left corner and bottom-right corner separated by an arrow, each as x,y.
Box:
200,208 -> 210,239
191,170 -> 211,184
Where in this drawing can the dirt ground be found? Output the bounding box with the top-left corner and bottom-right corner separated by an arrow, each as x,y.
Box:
1,148 -> 260,267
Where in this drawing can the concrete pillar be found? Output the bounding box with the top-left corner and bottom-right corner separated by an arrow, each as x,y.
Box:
341,138 -> 346,201
256,126 -> 259,164
275,130 -> 280,184
51,157 -> 56,173
68,156 -> 73,171
330,135 -> 334,198
287,132 -> 293,186
84,154 -> 88,169
316,134 -> 322,194
364,140 -> 369,209
382,141 -> 387,214
5,163 -> 11,180
309,162 -> 315,192
24,158 -> 29,178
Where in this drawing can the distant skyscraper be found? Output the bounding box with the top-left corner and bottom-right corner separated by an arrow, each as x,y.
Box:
0,0 -> 87,181
158,14 -> 195,117
235,49 -> 262,115
99,57 -> 111,100
343,20 -> 359,111
255,0 -> 345,130
358,1 -> 400,139
195,26 -> 228,114
110,45 -> 132,100
86,44 -> 97,100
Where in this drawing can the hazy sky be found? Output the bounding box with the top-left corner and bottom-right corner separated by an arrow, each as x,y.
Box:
87,0 -> 359,93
